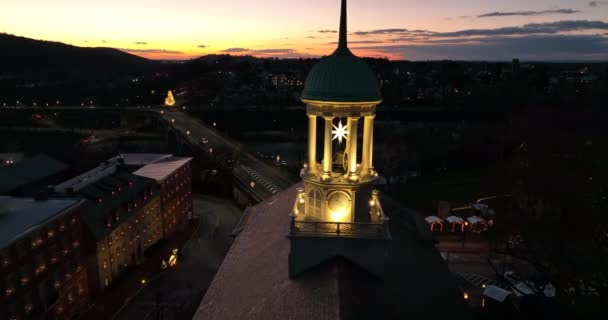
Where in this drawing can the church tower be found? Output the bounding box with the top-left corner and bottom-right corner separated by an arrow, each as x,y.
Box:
289,0 -> 390,278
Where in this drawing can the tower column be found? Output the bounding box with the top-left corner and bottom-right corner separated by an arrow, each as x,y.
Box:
307,114 -> 317,173
348,117 -> 359,177
322,116 -> 334,177
361,115 -> 375,175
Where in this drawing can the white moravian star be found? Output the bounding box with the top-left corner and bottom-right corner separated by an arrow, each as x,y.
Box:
332,121 -> 349,144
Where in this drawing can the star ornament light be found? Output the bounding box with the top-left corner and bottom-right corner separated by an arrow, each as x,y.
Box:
332,121 -> 349,144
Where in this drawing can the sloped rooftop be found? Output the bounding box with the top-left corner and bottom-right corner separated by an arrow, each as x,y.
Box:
109,153 -> 172,166
0,196 -> 81,248
132,157 -> 192,182
79,171 -> 158,241
0,154 -> 68,194
194,184 -> 469,320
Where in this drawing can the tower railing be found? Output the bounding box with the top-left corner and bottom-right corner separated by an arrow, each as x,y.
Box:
289,219 -> 388,239
290,189 -> 390,239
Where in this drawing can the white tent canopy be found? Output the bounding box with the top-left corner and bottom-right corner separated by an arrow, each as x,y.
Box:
446,216 -> 465,224
425,216 -> 443,224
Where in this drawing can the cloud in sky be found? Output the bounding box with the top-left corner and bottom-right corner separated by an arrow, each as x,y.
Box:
120,48 -> 183,54
101,40 -> 108,43
346,20 -> 608,39
112,19 -> 608,60
433,21 -> 607,37
221,47 -> 249,53
344,20 -> 608,60
253,49 -> 295,54
477,9 -> 581,18
135,41 -> 148,45
590,1 -> 608,6
221,48 -> 295,54
220,47 -> 314,58
360,35 -> 608,61
353,28 -> 409,36
329,40 -> 388,45
211,20 -> 608,60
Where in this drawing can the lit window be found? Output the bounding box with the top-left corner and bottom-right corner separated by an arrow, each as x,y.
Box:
307,189 -> 323,219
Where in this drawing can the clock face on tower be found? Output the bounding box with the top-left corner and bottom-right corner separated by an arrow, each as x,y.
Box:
327,191 -> 352,222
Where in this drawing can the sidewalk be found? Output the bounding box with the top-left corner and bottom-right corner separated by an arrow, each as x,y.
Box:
81,219 -> 198,320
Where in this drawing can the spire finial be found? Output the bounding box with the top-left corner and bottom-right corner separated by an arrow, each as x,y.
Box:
338,0 -> 347,51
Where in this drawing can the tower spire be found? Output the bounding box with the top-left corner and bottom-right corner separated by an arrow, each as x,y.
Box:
338,0 -> 348,51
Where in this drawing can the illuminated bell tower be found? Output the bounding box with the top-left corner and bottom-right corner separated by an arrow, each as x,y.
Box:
289,0 -> 390,278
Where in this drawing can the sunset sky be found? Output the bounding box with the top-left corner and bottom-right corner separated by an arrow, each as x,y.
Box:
2,0 -> 608,60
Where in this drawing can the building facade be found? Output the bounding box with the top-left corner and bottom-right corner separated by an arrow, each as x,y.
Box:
132,157 -> 193,238
79,172 -> 162,293
0,197 -> 90,320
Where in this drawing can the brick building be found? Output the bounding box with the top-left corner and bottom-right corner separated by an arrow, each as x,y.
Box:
50,153 -> 191,293
0,196 -> 89,320
132,157 -> 193,238
78,172 -> 162,293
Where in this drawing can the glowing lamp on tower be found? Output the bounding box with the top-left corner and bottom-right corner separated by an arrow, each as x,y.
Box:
327,192 -> 351,222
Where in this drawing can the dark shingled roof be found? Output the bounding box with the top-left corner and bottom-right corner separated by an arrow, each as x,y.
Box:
0,154 -> 68,194
79,170 -> 158,241
194,183 -> 469,320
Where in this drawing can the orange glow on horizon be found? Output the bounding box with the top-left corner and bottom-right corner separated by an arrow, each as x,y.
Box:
2,0 -> 605,61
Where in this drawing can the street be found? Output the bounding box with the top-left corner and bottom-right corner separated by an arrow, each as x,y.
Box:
160,110 -> 297,198
113,194 -> 242,320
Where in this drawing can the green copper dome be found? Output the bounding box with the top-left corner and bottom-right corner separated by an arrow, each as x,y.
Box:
302,48 -> 381,103
301,0 -> 381,103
